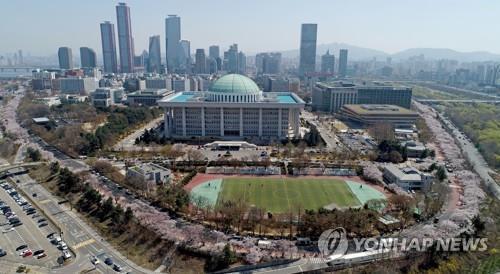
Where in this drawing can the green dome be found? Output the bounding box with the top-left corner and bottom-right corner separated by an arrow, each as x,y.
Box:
210,74 -> 261,94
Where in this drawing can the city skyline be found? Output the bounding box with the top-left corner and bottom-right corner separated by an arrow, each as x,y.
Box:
1,0 -> 500,57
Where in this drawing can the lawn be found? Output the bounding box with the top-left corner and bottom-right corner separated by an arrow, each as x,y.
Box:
218,178 -> 359,213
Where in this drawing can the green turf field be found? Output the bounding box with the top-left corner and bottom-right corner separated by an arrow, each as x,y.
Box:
218,178 -> 360,213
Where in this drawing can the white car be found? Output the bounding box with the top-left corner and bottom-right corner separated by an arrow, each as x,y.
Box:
62,250 -> 72,259
59,242 -> 68,250
90,256 -> 100,265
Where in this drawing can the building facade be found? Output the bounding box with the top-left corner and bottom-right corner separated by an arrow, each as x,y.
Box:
100,21 -> 119,73
339,104 -> 419,128
195,49 -> 207,74
58,47 -> 73,69
383,165 -> 433,191
312,82 -> 413,112
321,50 -> 335,74
299,23 -> 317,76
127,89 -> 172,106
60,77 -> 98,95
80,47 -> 97,68
338,49 -> 348,77
256,52 -> 281,74
165,15 -> 181,72
159,74 -> 304,140
116,3 -> 135,73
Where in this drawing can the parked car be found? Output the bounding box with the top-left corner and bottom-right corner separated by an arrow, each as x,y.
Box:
62,250 -> 72,260
90,256 -> 100,265
104,257 -> 114,265
113,264 -> 123,272
33,249 -> 45,256
20,249 -> 32,257
16,244 -> 28,251
36,253 -> 47,259
38,223 -> 48,228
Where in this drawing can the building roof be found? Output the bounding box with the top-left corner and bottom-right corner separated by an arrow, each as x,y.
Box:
343,104 -> 417,115
209,74 -> 260,94
384,164 -> 422,181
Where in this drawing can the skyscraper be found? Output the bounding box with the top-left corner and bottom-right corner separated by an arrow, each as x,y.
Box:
116,3 -> 135,73
256,52 -> 282,74
195,49 -> 206,74
338,49 -> 348,77
224,44 -> 239,73
238,52 -> 246,74
80,47 -> 97,68
209,45 -> 220,59
148,35 -> 161,73
178,40 -> 191,73
100,21 -> 118,73
321,50 -> 335,74
165,15 -> 181,72
58,47 -> 73,69
299,23 -> 317,77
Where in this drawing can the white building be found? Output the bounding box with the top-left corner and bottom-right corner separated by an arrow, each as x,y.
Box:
60,77 -> 98,95
126,163 -> 171,185
159,74 -> 304,141
383,164 -> 433,191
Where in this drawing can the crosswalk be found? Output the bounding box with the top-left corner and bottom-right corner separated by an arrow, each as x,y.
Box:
72,238 -> 95,250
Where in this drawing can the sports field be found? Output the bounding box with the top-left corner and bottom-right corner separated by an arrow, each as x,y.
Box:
189,176 -> 386,214
220,178 -> 358,213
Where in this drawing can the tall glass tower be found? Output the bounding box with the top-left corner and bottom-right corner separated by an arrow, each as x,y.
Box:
165,15 -> 181,73
100,21 -> 118,73
299,23 -> 317,77
148,35 -> 162,73
116,3 -> 134,73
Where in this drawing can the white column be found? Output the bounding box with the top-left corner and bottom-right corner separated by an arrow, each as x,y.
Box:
258,108 -> 262,137
278,108 -> 282,137
239,107 -> 243,137
182,107 -> 186,136
220,107 -> 224,137
201,107 -> 205,136
163,108 -> 170,137
293,109 -> 300,137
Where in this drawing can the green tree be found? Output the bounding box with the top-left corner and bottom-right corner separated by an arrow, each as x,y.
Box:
436,166 -> 447,181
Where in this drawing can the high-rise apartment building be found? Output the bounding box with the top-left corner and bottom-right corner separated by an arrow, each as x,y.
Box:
148,35 -> 162,73
58,47 -> 73,69
299,23 -> 317,77
100,21 -> 118,73
116,2 -> 135,73
80,47 -> 97,68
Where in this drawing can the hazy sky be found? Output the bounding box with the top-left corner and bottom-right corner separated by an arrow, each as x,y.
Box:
1,0 -> 499,56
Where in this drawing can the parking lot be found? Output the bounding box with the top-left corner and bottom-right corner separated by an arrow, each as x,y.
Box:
0,180 -> 68,268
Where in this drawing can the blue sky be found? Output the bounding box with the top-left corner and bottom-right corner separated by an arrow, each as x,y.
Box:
1,0 -> 498,56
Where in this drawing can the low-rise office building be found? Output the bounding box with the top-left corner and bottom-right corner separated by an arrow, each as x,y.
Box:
312,82 -> 412,113
127,89 -> 172,106
383,164 -> 433,191
339,104 -> 419,128
59,77 -> 98,95
92,87 -> 124,107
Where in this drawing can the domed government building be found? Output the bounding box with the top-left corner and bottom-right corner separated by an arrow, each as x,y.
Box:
159,74 -> 305,140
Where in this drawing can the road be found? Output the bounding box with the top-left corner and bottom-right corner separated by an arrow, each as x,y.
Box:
437,113 -> 500,199
113,115 -> 164,151
416,99 -> 500,104
301,111 -> 340,150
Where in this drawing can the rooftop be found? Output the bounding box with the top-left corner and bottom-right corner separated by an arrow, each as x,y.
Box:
343,104 -> 417,115
162,91 -> 302,104
209,74 -> 261,94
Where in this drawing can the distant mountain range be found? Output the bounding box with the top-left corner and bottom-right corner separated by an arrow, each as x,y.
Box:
277,42 -> 500,62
